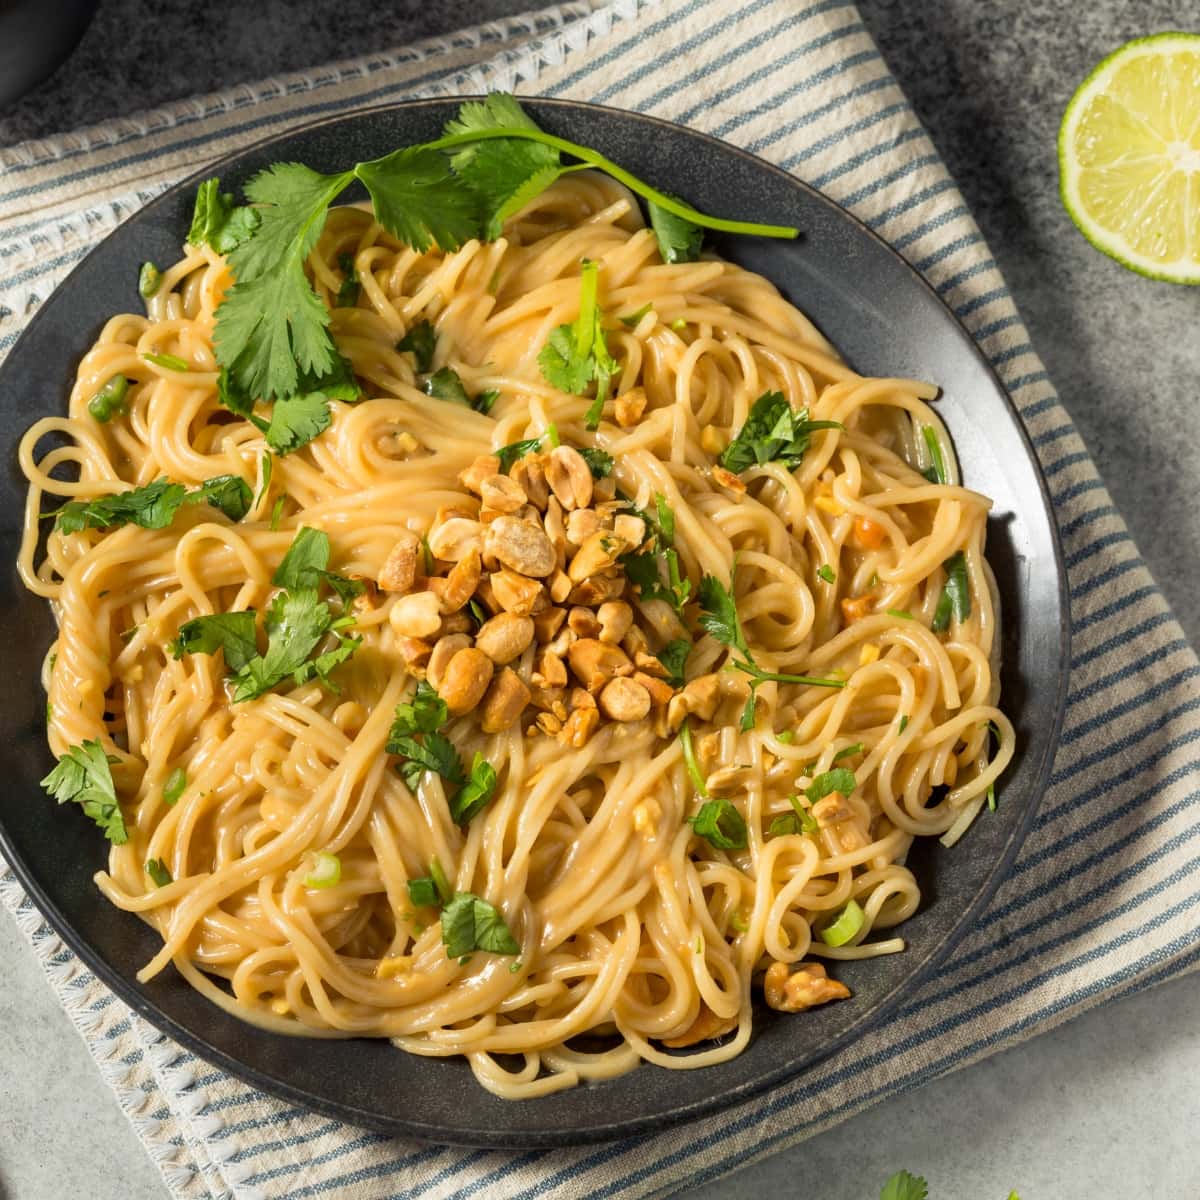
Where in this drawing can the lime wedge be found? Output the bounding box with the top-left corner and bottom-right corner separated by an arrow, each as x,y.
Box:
1059,32 -> 1200,284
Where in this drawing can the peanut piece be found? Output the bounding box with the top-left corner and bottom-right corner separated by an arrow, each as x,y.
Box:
459,454 -> 500,494
598,676 -> 651,722
475,612 -> 535,664
480,668 -> 531,733
558,706 -> 599,748
545,445 -> 593,511
532,606 -> 567,643
565,508 -> 603,547
612,514 -> 646,547
510,455 -> 550,510
389,591 -> 442,639
597,600 -> 633,645
479,474 -> 527,514
567,638 -> 633,690
633,670 -> 675,707
427,517 -> 482,562
614,387 -> 647,428
486,515 -> 556,578
491,569 -> 545,616
378,530 -> 421,593
568,606 -> 601,638
427,633 -> 471,691
666,673 -> 722,731
428,547 -> 481,613
439,648 -> 495,716
763,961 -> 851,1012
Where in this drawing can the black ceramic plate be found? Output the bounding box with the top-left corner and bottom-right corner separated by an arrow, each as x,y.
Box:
0,99 -> 1068,1147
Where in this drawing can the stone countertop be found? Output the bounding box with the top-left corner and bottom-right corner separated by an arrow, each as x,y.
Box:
1,1 -> 1197,1197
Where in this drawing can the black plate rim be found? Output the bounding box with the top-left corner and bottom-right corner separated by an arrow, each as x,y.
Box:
0,95 -> 1070,1146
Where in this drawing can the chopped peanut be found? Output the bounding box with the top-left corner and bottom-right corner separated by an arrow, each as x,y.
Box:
427,633 -> 472,691
614,386 -> 647,428
485,516 -> 556,578
545,445 -> 593,510
666,673 -> 722,730
568,606 -> 601,638
396,637 -> 432,673
763,961 -> 851,1012
532,606 -> 567,643
479,474 -> 527,514
509,455 -> 549,510
389,591 -> 442,639
634,671 -> 676,707
567,638 -> 634,690
480,668 -> 531,733
439,648 -> 495,715
428,547 -> 481,612
612,514 -> 646,547
568,574 -> 626,606
599,676 -> 651,722
548,569 -> 573,604
532,648 -> 568,689
558,706 -> 599,747
565,507 -> 603,547
597,600 -> 634,645
378,530 -> 421,593
491,569 -> 545,616
474,612 -> 535,664
427,517 -> 482,562
568,531 -> 627,582
459,454 -> 501,494
712,465 -> 746,494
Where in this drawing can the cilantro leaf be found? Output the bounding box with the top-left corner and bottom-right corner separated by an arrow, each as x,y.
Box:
439,892 -> 520,958
578,447 -> 614,478
230,587 -> 331,701
390,681 -> 449,739
355,145 -> 483,253
55,479 -> 187,534
648,197 -> 704,264
718,391 -> 842,475
190,474 -> 253,522
273,526 -> 330,588
443,93 -> 567,239
880,1170 -> 928,1200
171,611 -> 259,672
423,366 -> 471,407
450,753 -> 498,824
396,320 -> 436,373
697,572 -> 750,658
689,799 -> 748,850
187,178 -> 261,253
40,739 -> 127,844
805,768 -> 856,804
291,634 -> 361,689
496,437 -> 544,473
407,876 -> 441,907
391,731 -> 465,792
538,260 -> 617,430
655,638 -> 691,687
265,392 -> 332,455
214,163 -> 354,403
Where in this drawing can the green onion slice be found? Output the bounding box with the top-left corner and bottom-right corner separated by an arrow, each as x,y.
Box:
304,851 -> 342,888
820,898 -> 865,947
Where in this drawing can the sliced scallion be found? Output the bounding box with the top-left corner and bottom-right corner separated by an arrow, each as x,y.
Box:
304,851 -> 341,888
820,898 -> 865,947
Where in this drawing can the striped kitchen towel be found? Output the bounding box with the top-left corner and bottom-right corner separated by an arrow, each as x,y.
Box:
2,0 -> 1198,1197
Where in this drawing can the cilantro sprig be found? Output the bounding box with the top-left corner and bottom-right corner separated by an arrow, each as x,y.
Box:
931,551 -> 970,633
620,493 -> 691,617
171,527 -> 361,701
405,862 -> 520,960
386,682 -> 498,823
40,739 -> 127,843
697,568 -> 845,729
718,390 -> 842,475
53,474 -> 253,534
204,94 -> 797,438
538,259 -> 618,429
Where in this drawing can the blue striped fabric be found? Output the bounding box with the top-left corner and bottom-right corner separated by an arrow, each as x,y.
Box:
2,1 -> 1198,1196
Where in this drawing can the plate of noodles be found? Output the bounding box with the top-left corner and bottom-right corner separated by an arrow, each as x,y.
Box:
0,96 -> 1067,1144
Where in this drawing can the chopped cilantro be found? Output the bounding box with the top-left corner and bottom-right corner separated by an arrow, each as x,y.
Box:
689,799 -> 748,850
187,177 -> 261,253
395,320 -> 436,372
440,892 -> 520,958
145,858 -> 172,887
648,198 -> 703,264
816,563 -> 836,584
718,391 -> 841,475
40,739 -> 126,844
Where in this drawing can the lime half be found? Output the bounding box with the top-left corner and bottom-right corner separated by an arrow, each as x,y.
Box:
1059,32 -> 1200,284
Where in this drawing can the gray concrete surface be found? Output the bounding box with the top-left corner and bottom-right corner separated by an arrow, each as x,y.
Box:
1,1 -> 1197,1198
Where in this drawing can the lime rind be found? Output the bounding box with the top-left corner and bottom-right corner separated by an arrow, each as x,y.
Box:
1058,31 -> 1200,285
